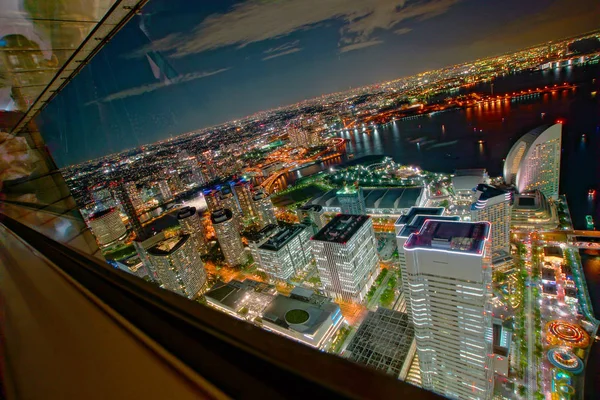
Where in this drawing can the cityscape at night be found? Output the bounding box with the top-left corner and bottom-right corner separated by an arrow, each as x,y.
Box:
2,1 -> 600,400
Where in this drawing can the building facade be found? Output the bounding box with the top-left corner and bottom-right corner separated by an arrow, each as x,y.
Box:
87,207 -> 128,246
311,215 -> 379,302
147,234 -> 207,299
503,123 -> 562,200
233,180 -> 255,218
403,220 -> 493,400
470,184 -> 512,260
211,208 -> 248,267
257,224 -> 312,281
113,180 -> 146,240
219,186 -> 243,230
157,180 -> 173,202
252,190 -> 277,229
177,206 -> 208,255
296,204 -> 327,234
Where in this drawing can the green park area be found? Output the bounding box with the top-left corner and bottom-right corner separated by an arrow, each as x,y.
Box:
103,244 -> 136,261
271,183 -> 327,208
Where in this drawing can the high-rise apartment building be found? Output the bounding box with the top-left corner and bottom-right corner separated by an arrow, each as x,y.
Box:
113,181 -> 146,240
86,207 -> 128,246
403,220 -> 493,400
337,186 -> 366,215
233,180 -> 255,218
157,179 -> 173,202
503,123 -> 562,200
252,190 -> 277,228
211,208 -> 248,267
203,189 -> 221,213
257,224 -> 312,281
147,234 -> 207,299
124,181 -> 144,214
288,126 -> 320,148
296,204 -> 327,234
311,215 -> 379,301
394,207 -> 458,318
177,206 -> 208,255
219,186 -> 243,230
471,184 -> 512,259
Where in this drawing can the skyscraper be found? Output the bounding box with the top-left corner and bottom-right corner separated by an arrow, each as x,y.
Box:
337,186 -> 366,215
311,214 -> 379,301
233,180 -> 255,218
86,207 -> 128,246
503,123 -> 562,200
252,190 -> 277,228
157,179 -> 173,202
177,206 -> 208,255
296,204 -> 327,234
288,126 -> 320,148
256,224 -> 313,281
113,181 -> 146,240
124,181 -> 144,215
147,234 -> 207,299
203,189 -> 221,213
394,207 -> 458,318
219,186 -> 243,230
404,220 -> 493,400
471,184 -> 512,259
211,208 -> 248,267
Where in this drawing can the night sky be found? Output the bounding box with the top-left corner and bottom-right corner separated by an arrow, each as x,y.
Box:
36,0 -> 600,166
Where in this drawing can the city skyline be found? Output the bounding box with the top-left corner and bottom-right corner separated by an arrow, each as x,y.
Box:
34,0 -> 600,166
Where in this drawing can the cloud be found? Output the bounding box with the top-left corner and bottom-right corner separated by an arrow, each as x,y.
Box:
262,47 -> 303,60
339,40 -> 384,53
264,40 -> 300,54
394,27 -> 412,35
88,68 -> 230,104
135,0 -> 460,58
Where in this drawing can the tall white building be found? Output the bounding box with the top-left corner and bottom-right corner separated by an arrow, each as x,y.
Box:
394,207 -> 457,318
252,190 -> 277,228
311,215 -> 379,302
177,206 -> 208,255
211,208 -> 248,267
147,234 -> 207,299
471,184 -> 512,260
157,180 -> 173,202
87,207 -> 128,246
219,186 -> 243,230
404,220 -> 493,400
503,123 -> 562,200
257,224 -> 312,281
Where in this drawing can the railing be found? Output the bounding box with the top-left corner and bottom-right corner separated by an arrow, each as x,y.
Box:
0,212 -> 441,399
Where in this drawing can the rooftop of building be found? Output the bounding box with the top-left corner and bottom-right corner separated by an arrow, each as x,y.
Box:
336,185 -> 361,195
205,279 -> 276,309
471,184 -> 511,210
298,204 -> 323,212
398,215 -> 461,238
247,224 -> 279,243
262,289 -> 339,335
312,214 -> 370,244
147,234 -> 190,256
404,220 -> 490,254
395,207 -> 444,227
211,208 -> 233,224
89,207 -> 116,221
346,308 -> 414,377
260,224 -> 308,251
308,188 -> 422,211
252,191 -> 268,201
177,206 -> 197,220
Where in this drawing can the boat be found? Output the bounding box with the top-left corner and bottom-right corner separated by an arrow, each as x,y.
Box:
589,189 -> 596,197
586,215 -> 594,229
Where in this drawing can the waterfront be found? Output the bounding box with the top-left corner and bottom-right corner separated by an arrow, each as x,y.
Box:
580,250 -> 600,399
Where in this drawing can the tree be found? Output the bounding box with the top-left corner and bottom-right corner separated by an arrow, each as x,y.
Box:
439,199 -> 449,208
518,385 -> 526,397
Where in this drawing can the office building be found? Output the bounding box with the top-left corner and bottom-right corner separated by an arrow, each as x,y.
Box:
86,207 -> 128,246
311,215 -> 379,302
471,184 -> 512,261
288,126 -> 320,148
113,180 -> 146,240
147,234 -> 207,299
451,169 -> 489,204
394,207 -> 458,319
346,309 -> 415,381
511,190 -> 558,230
296,204 -> 327,234
133,231 -> 168,282
337,186 -> 366,215
503,124 -> 562,200
257,224 -> 313,281
404,220 -> 493,400
234,180 -> 255,218
177,206 -> 208,255
205,279 -> 277,320
252,190 -> 277,228
211,208 -> 248,267
247,224 -> 280,263
157,180 -> 173,202
123,181 -> 144,215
